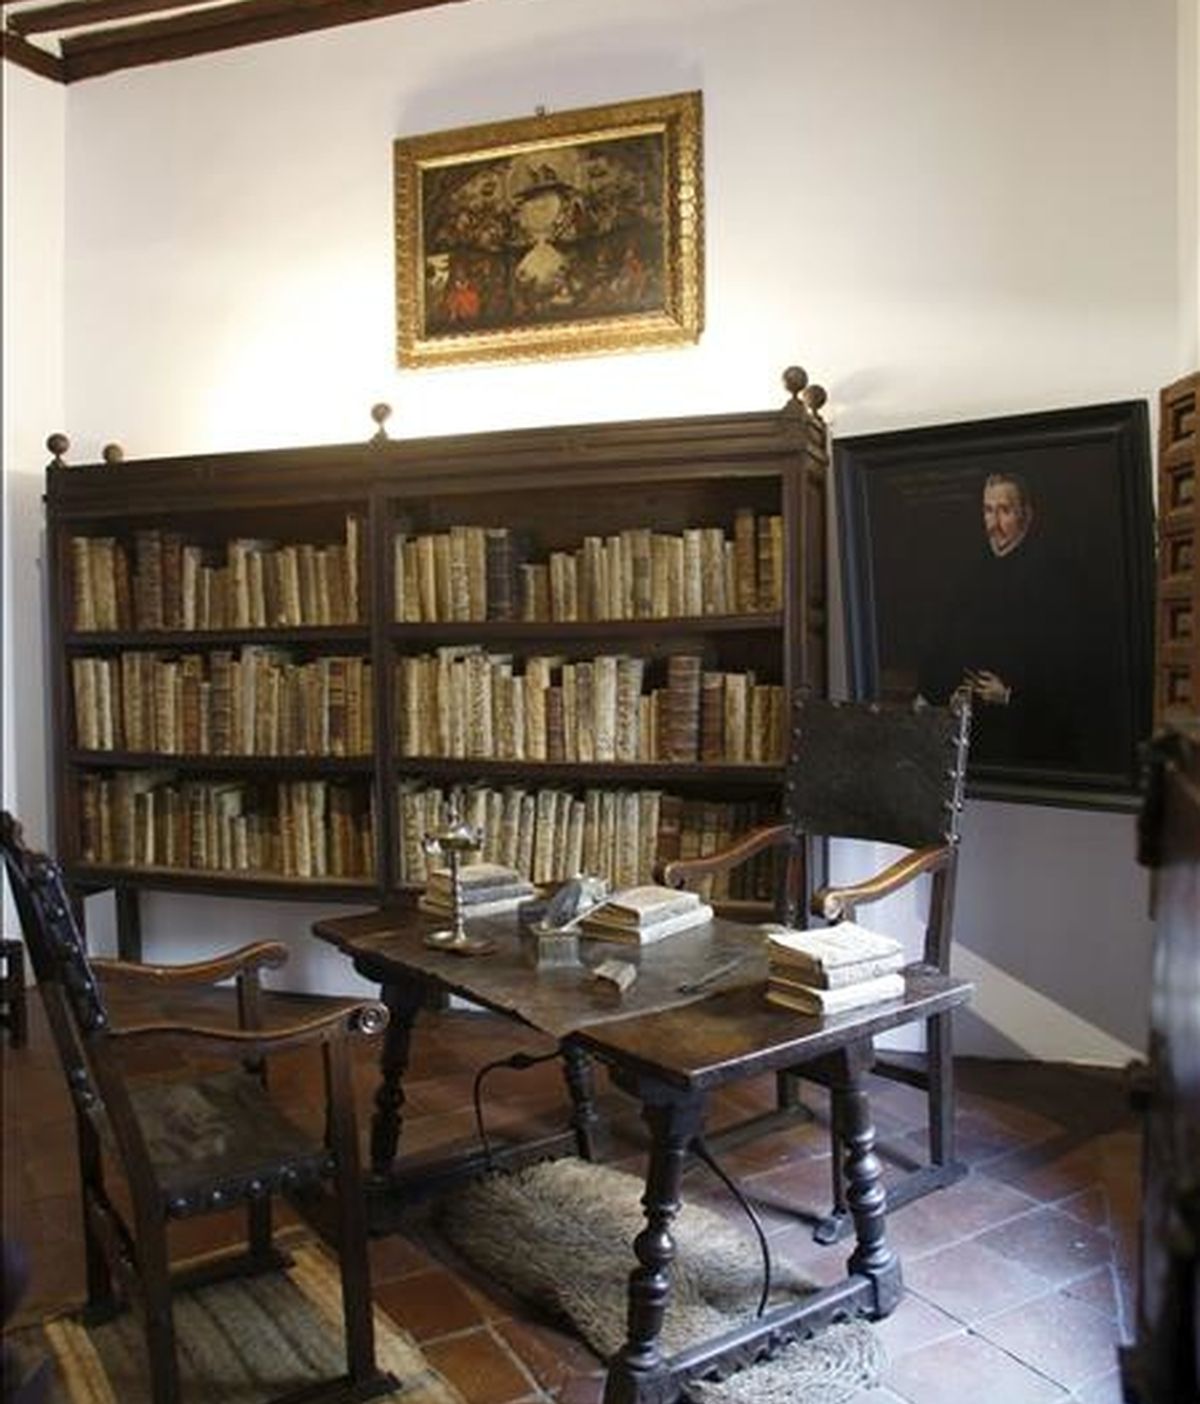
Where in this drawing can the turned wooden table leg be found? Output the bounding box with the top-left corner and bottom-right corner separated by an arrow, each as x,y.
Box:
604,1080 -> 706,1404
829,1042 -> 902,1316
368,979 -> 424,1178
560,1041 -> 605,1161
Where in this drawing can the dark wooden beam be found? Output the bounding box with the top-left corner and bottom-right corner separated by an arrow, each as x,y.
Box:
59,0 -> 470,82
0,27 -> 65,79
8,0 -> 224,37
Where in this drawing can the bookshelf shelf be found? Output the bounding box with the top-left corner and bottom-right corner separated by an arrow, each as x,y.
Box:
392,758 -> 786,787
44,370 -> 828,955
386,615 -> 784,644
64,626 -> 372,651
70,751 -> 374,773
68,864 -> 377,901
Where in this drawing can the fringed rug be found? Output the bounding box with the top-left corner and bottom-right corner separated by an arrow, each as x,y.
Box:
437,1157 -> 884,1404
6,1241 -> 465,1404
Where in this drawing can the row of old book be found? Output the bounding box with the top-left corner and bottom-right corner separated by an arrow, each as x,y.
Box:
391,510 -> 785,624
76,773 -> 375,878
396,779 -> 778,896
69,515 -> 366,632
71,650 -> 374,757
765,922 -> 907,1015
394,650 -> 785,765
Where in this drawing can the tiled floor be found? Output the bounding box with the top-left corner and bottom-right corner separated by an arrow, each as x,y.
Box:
2,986 -> 1141,1403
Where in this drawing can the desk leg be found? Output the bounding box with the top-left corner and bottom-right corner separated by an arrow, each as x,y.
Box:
829,1044 -> 902,1317
369,980 -> 424,1178
604,1082 -> 705,1404
561,1043 -> 604,1162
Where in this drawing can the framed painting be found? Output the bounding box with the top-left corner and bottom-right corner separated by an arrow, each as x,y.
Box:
394,92 -> 704,367
836,402 -> 1155,809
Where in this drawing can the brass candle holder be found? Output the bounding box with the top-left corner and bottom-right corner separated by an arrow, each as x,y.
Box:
421,807 -> 495,956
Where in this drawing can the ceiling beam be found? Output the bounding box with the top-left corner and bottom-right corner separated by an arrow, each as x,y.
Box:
59,0 -> 470,81
7,0 -> 230,37
0,26 -> 65,78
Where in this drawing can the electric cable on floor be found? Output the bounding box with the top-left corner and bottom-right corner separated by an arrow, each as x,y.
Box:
471,1048 -> 564,1170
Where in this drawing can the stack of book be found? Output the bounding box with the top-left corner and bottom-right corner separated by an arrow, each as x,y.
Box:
418,862 -> 537,920
764,921 -> 906,1015
578,884 -> 714,945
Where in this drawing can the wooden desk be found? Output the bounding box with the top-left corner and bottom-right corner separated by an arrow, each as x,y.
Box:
313,904 -> 972,1404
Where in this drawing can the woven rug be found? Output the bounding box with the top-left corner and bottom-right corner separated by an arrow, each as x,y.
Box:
5,1241 -> 464,1404
436,1157 -> 884,1404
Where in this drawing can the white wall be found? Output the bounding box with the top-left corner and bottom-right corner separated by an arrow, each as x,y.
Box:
3,0 -> 1194,1054
2,64 -> 65,924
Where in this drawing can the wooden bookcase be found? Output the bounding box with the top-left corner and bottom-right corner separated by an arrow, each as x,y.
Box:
44,368 -> 828,957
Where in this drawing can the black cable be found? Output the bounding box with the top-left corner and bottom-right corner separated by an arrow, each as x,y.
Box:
471,1048 -> 564,1171
690,1133 -> 773,1318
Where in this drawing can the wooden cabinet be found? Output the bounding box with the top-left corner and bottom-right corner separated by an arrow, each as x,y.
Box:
44,369 -> 828,951
1155,371 -> 1199,723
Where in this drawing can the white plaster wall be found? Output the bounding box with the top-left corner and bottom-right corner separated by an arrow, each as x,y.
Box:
3,0 -> 1194,1052
2,65 -> 65,926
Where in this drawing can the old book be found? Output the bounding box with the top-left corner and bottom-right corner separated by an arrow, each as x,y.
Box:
700,527 -> 727,615
545,686 -> 566,763
135,528 -> 164,630
733,507 -> 758,613
71,537 -> 96,631
484,527 -> 515,621
344,513 -> 364,623
587,883 -> 704,927
427,533 -> 451,622
614,656 -> 645,763
519,562 -> 550,622
776,950 -> 905,991
592,654 -> 618,763
649,534 -> 671,619
699,671 -> 726,763
764,921 -> 903,976
724,671 -> 749,763
89,538 -> 118,631
766,971 -> 906,1016
681,527 -> 704,616
447,526 -> 471,621
580,889 -> 713,943
465,525 -> 487,621
666,654 -> 702,762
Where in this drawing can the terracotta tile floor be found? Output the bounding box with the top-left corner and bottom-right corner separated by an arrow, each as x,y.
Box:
2,987 -> 1142,1403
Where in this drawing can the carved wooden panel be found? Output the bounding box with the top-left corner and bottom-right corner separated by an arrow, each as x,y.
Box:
1155,372 -> 1199,723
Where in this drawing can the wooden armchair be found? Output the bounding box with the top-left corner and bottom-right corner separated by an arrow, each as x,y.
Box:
661,693 -> 972,1239
0,811 -> 396,1404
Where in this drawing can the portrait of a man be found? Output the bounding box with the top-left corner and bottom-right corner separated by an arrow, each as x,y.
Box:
836,404 -> 1155,805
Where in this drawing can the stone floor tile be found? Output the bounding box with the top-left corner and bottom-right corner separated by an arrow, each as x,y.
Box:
421,1325 -> 539,1404
883,1330 -> 1068,1403
973,1288 -> 1123,1391
903,1238 -> 1048,1323
976,1206 -> 1115,1286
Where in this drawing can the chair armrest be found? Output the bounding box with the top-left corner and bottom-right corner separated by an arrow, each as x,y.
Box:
92,942 -> 289,987
110,999 -> 388,1060
660,824 -> 793,888
811,844 -> 951,921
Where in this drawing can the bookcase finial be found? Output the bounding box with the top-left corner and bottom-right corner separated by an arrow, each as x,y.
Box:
370,403 -> 392,444
102,444 -> 125,465
802,384 -> 827,418
46,433 -> 70,467
782,366 -> 808,404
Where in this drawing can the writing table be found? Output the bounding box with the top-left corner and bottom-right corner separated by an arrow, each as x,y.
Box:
312,903 -> 972,1404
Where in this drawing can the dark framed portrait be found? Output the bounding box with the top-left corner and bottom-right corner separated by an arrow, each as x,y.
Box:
836,402 -> 1155,809
393,92 -> 704,368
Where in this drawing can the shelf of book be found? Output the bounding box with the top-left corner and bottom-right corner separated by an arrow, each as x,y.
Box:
44,368 -> 828,955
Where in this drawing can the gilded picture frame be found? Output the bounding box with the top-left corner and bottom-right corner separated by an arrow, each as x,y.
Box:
394,92 -> 704,368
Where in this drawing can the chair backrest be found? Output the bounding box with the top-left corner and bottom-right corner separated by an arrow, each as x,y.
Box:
0,812 -> 121,1131
789,694 -> 971,849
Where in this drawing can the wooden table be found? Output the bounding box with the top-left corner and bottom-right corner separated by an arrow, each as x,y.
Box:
313,903 -> 972,1404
